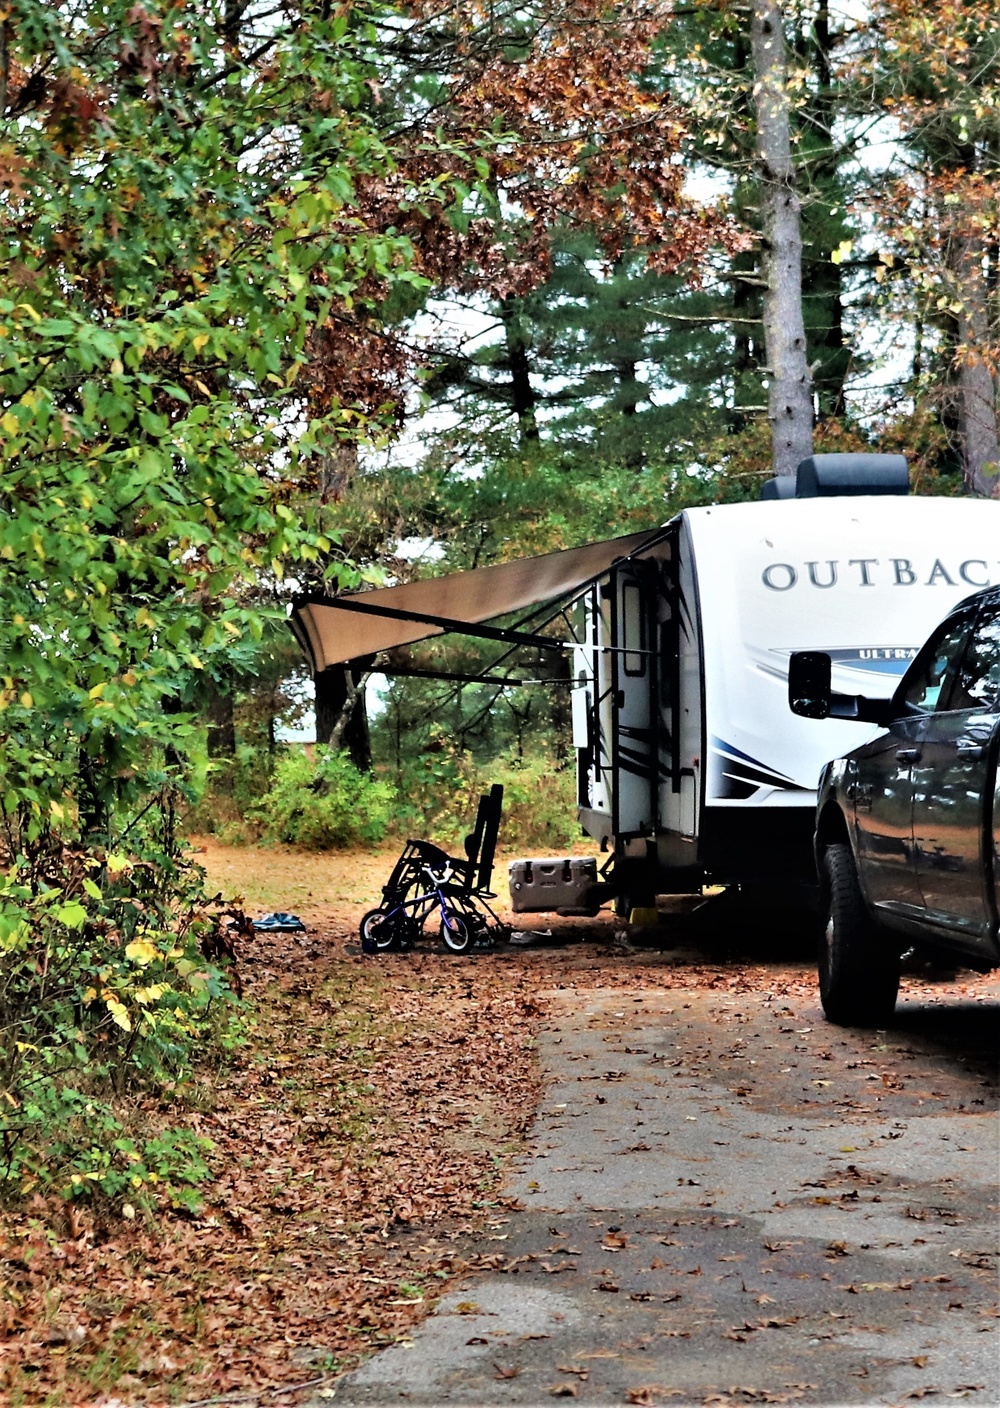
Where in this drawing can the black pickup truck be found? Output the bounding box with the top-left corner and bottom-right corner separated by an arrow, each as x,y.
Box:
788,585 -> 1000,1026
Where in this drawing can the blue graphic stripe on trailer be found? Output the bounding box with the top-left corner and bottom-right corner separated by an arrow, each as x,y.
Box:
832,660 -> 914,677
717,760 -> 796,793
823,647 -> 918,676
711,736 -> 794,783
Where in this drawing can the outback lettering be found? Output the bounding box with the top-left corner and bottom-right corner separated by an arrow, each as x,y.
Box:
805,560 -> 837,588
960,559 -> 989,586
762,563 -> 797,591
761,559 -> 998,591
848,557 -> 878,586
926,558 -> 955,586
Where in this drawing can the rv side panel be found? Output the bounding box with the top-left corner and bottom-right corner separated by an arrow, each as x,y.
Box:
687,496 -> 1000,887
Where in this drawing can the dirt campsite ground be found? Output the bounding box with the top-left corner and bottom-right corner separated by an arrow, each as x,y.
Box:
1,840 -> 997,1408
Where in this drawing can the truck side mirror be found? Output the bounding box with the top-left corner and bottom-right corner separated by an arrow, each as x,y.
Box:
788,651 -> 832,718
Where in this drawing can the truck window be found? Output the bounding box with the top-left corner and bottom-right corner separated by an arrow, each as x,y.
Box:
899,615 -> 974,715
950,608 -> 1000,711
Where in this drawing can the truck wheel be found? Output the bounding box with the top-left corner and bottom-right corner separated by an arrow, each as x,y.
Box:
819,844 -> 900,1026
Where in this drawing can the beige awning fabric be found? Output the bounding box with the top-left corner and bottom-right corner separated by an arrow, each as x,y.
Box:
290,528 -> 665,673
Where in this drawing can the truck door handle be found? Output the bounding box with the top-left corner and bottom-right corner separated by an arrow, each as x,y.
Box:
896,747 -> 921,762
956,742 -> 986,759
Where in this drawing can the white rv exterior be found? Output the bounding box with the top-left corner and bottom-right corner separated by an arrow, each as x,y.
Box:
573,495 -> 1000,906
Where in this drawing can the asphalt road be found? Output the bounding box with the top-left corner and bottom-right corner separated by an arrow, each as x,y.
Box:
328,934 -> 999,1408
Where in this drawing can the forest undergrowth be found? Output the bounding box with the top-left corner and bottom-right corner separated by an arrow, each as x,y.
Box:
0,881 -> 544,1405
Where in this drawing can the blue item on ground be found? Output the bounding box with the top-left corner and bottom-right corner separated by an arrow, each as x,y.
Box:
253,912 -> 306,932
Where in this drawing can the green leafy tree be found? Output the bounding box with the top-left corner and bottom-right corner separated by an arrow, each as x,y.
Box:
855,0 -> 1000,494
0,0 -> 447,1201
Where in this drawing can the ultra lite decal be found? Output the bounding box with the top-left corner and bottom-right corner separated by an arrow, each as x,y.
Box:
750,644 -> 917,686
823,645 -> 917,676
761,558 -> 994,592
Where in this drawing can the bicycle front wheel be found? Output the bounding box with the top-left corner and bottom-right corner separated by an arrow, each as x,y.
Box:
440,911 -> 473,954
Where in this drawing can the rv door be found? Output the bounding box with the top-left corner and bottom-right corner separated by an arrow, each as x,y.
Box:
610,559 -> 659,836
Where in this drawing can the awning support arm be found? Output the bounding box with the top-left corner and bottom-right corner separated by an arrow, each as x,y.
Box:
381,664 -> 572,687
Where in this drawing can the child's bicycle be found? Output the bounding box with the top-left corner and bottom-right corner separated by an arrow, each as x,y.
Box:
359,852 -> 488,954
359,786 -> 509,955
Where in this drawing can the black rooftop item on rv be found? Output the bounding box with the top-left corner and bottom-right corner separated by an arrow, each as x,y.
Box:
795,453 -> 909,497
760,476 -> 797,500
759,454 -> 911,501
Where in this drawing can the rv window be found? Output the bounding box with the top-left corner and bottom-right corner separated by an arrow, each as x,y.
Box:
622,581 -> 645,676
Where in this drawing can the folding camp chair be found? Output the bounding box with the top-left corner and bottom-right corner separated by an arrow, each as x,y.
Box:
359,784 -> 508,954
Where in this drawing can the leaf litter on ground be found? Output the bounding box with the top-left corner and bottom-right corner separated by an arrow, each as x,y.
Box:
2,839 -> 998,1405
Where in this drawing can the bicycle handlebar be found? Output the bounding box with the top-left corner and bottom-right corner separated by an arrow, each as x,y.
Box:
421,862 -> 454,886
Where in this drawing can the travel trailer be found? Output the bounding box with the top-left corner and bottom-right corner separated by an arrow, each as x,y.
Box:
290,456 -> 1000,916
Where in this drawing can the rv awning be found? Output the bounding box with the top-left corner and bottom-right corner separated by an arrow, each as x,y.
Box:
290,528 -> 664,673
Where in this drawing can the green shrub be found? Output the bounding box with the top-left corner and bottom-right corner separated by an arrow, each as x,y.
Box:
388,737 -> 581,853
490,756 -> 580,852
182,742 -> 277,840
6,1086 -> 213,1212
254,747 -> 396,849
0,828 -> 239,1208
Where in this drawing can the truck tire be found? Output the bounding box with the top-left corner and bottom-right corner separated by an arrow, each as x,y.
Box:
819,843 -> 900,1026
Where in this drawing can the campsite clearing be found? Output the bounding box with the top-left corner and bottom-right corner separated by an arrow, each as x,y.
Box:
1,842 -> 996,1407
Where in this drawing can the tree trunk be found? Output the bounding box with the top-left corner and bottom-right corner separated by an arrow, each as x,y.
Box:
807,0 -> 848,420
205,674 -> 236,758
950,234 -> 1000,497
751,0 -> 813,475
615,358 -> 642,416
315,666 -> 372,771
500,298 -> 539,443
318,439 -> 358,504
